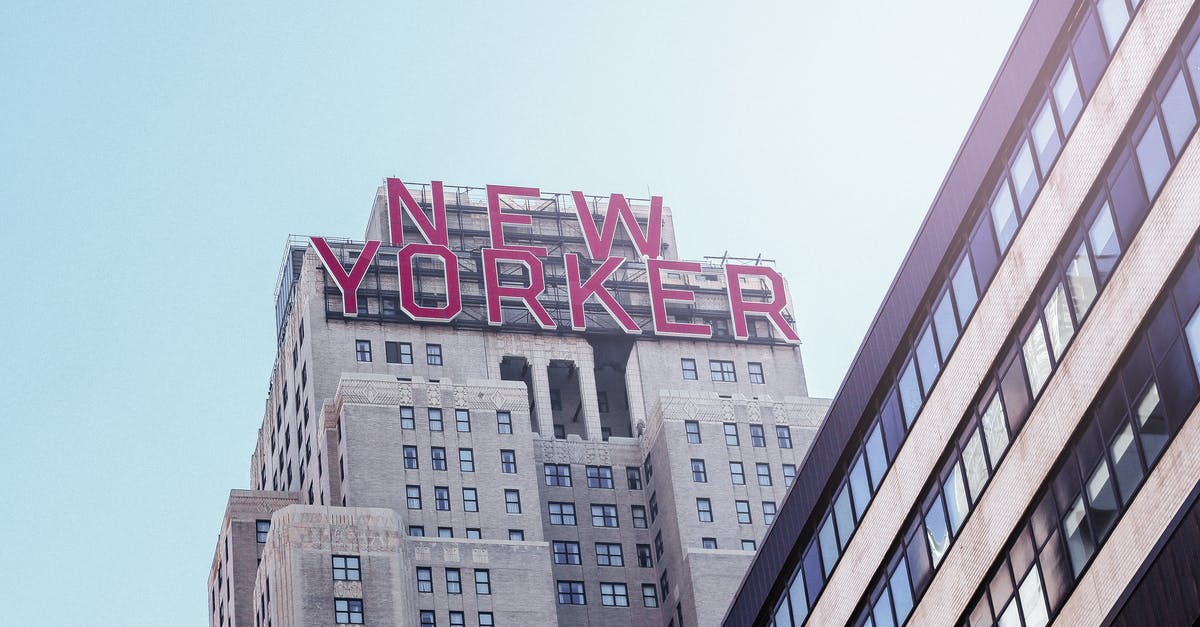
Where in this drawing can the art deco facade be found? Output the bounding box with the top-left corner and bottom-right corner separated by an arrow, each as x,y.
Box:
726,0 -> 1200,625
207,185 -> 830,626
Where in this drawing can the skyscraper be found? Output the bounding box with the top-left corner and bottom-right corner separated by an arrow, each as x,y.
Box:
726,0 -> 1200,625
207,181 -> 830,626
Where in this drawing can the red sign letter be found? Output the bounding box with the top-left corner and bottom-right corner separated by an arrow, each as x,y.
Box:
397,244 -> 462,322
386,178 -> 449,246
486,184 -> 548,257
570,192 -> 663,260
311,237 -> 381,317
647,259 -> 712,338
482,248 -> 556,329
724,265 -> 800,343
565,254 -> 640,334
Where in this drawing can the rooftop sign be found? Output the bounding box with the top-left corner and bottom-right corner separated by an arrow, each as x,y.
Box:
312,178 -> 799,343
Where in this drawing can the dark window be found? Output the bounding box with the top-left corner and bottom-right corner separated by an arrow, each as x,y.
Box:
545,464 -> 572,487
355,340 -> 371,362
553,541 -> 582,565
749,362 -> 765,384
426,344 -> 443,365
691,459 -> 708,482
750,424 -> 766,447
597,391 -> 610,413
256,520 -> 270,543
334,598 -> 363,624
435,486 -> 450,511
557,581 -> 586,605
403,446 -> 418,469
431,447 -> 447,471
710,360 -> 737,382
681,358 -> 698,380
626,467 -> 642,490
777,425 -> 793,448
586,465 -> 615,488
409,525 -> 424,537
332,555 -> 360,581
637,544 -> 653,567
419,610 -> 435,627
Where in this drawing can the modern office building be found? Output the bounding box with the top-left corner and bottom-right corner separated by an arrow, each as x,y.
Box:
725,0 -> 1200,625
207,181 -> 831,626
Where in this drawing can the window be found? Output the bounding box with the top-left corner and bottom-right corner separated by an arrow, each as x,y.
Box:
702,537 -> 719,549
500,450 -> 517,473
650,492 -> 658,522
643,584 -> 659,608
463,488 -> 478,512
332,555 -> 360,581
545,464 -> 572,487
681,358 -> 698,380
783,464 -> 797,488
1090,203 -> 1121,282
385,341 -> 413,364
660,571 -> 670,599
497,411 -> 513,434
632,505 -> 648,529
749,362 -> 765,384
742,539 -> 757,551
990,181 -> 1019,252
586,465 -> 614,488
730,462 -> 746,485
685,420 -> 702,444
466,528 -> 481,539
355,340 -> 372,362
626,467 -> 643,490
553,424 -> 566,439
776,425 -> 792,448
1023,322 -> 1053,395
757,463 -> 772,486
335,598 -> 364,624
449,612 -> 464,627
553,541 -> 582,565
763,501 -> 777,525
697,498 -> 714,522
409,525 -> 424,537
406,485 -> 421,509
557,581 -> 586,605
655,531 -> 665,559
403,446 -> 419,469
592,504 -> 619,527
736,500 -> 752,524
1161,70 -> 1196,155
601,582 -> 629,607
446,568 -> 462,594
431,447 -> 447,471
596,543 -> 624,566
416,567 -> 433,593
504,489 -> 521,514
426,344 -> 442,365
750,424 -> 766,447
458,448 -> 475,472
455,409 -> 471,432
724,423 -> 739,446
479,612 -> 494,627
428,408 -> 443,431
419,610 -> 435,627
256,520 -> 270,543
549,502 -> 577,525
637,544 -> 653,567
691,459 -> 708,482
435,486 -> 451,511
710,360 -> 736,382
508,529 -> 525,541
475,569 -> 491,595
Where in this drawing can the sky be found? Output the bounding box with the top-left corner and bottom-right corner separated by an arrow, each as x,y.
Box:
0,1 -> 1030,623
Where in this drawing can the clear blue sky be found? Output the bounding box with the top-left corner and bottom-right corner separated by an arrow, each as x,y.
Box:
0,2 -> 1030,623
